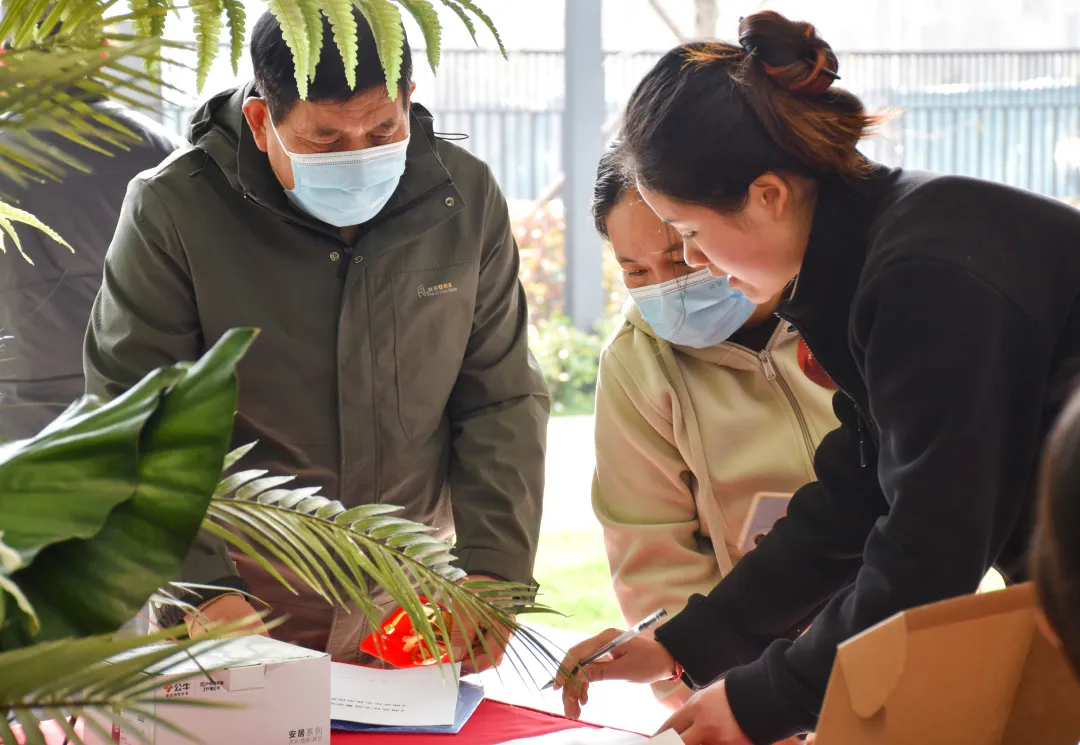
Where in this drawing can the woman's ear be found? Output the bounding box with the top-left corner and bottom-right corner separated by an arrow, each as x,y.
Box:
747,172 -> 792,221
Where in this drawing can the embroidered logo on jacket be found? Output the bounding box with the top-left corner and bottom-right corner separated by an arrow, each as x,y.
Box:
417,282 -> 458,298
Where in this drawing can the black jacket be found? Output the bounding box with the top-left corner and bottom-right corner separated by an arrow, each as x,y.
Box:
0,100 -> 181,441
654,167 -> 1080,743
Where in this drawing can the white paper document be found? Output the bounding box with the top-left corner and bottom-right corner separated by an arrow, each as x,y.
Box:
499,727 -> 682,745
329,661 -> 462,727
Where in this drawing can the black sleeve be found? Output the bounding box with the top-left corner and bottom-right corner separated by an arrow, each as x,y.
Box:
717,259 -> 1051,744
655,388 -> 886,680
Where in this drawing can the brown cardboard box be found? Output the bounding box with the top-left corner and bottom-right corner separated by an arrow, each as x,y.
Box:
816,582 -> 1080,745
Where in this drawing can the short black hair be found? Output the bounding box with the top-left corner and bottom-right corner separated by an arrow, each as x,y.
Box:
251,8 -> 413,123
592,140 -> 630,241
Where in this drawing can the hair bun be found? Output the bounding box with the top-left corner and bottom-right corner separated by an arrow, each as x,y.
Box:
738,11 -> 839,96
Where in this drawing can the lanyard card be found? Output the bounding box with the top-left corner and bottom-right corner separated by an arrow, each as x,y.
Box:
737,492 -> 792,555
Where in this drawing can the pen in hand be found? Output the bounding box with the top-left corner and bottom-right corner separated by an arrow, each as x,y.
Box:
541,608 -> 668,691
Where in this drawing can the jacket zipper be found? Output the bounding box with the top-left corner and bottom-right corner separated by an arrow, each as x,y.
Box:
758,349 -> 817,466
776,313 -> 872,469
244,179 -> 453,505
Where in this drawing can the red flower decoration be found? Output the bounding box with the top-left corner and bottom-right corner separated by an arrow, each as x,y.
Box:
359,598 -> 454,667
797,339 -> 837,389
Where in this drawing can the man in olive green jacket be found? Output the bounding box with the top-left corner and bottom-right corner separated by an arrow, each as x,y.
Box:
84,10 -> 549,666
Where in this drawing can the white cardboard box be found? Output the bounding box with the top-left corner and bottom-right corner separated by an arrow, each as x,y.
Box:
85,635 -> 330,745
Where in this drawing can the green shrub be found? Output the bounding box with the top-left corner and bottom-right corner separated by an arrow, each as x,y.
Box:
529,314 -> 619,416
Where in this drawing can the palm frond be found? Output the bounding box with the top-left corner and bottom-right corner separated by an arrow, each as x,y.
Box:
207,463 -> 560,676
0,38 -> 173,190
0,623 -> 271,745
0,200 -> 72,264
353,0 -> 405,100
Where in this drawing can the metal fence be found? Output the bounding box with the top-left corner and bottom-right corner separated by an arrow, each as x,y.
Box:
164,48 -> 1080,202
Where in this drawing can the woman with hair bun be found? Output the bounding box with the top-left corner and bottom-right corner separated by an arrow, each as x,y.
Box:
555,11 -> 1080,744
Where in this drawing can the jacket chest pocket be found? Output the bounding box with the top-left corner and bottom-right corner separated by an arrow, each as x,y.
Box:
390,262 -> 479,439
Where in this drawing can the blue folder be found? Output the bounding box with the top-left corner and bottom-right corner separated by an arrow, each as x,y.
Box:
331,681 -> 485,735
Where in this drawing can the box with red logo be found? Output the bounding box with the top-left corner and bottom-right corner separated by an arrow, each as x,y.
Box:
84,635 -> 330,745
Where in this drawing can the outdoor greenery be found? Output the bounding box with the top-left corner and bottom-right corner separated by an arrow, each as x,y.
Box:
0,0 -> 504,245
514,198 -> 627,415
0,2 -> 568,742
532,531 -> 622,634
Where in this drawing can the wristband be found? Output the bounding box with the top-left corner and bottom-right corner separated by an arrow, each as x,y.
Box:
667,659 -> 684,682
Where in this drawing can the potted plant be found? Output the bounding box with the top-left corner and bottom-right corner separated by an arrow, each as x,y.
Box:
0,3 -> 553,742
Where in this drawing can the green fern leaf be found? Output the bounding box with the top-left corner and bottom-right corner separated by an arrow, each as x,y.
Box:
439,0 -> 477,46
266,0 -> 312,99
151,0 -> 173,36
353,0 -> 404,100
0,200 -> 71,264
191,0 -> 224,92
221,0 -> 247,75
450,0 -> 504,58
301,0 -> 324,83
128,0 -> 152,36
318,0 -> 358,90
398,0 -> 441,72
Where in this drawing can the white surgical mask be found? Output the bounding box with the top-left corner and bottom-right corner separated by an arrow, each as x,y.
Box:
628,270 -> 756,348
270,120 -> 409,227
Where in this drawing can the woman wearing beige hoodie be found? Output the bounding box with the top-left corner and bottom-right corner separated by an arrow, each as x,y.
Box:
590,145 -> 840,708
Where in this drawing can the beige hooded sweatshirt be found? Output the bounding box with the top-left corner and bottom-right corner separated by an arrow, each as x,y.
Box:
592,301 -> 840,706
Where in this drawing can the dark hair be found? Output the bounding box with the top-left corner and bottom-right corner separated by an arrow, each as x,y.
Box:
593,141 -> 630,240
620,11 -> 880,212
251,8 -> 413,123
1032,385 -> 1080,677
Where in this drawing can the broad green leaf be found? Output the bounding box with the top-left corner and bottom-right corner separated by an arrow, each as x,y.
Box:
266,0 -> 312,99
353,0 -> 404,100
0,367 -> 182,565
398,0 -> 441,72
7,330 -> 257,645
318,0 -> 358,89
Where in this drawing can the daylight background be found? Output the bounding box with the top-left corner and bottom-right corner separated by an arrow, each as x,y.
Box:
151,0 -> 1080,633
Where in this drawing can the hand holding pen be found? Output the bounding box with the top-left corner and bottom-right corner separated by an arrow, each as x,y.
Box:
548,609 -> 682,720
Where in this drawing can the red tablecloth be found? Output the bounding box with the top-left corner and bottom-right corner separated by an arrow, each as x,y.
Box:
15,699 -> 594,745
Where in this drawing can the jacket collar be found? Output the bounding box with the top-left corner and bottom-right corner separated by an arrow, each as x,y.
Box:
778,166 -> 899,335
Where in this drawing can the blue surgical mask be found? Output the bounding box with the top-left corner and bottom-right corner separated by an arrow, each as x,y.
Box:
628,270 -> 756,348
271,121 -> 409,227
